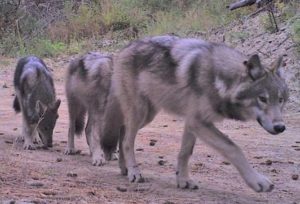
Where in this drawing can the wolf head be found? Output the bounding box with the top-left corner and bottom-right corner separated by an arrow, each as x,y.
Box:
238,55 -> 289,135
35,99 -> 61,147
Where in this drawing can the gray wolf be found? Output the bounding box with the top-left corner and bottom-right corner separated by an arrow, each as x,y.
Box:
111,35 -> 289,192
65,52 -> 123,165
13,56 -> 61,149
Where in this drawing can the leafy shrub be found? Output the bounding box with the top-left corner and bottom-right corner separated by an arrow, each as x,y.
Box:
29,39 -> 66,57
290,17 -> 300,53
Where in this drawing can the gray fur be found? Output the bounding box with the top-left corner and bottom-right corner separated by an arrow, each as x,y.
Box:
65,52 -> 122,165
13,56 -> 60,149
111,35 -> 289,192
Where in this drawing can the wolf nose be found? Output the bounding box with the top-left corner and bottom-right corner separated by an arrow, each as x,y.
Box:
274,125 -> 285,133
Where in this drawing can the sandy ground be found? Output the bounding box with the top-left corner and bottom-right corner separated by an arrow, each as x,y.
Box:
0,56 -> 300,204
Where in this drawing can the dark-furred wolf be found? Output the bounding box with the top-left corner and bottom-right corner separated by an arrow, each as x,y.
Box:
111,35 -> 289,192
65,52 -> 122,165
13,56 -> 61,149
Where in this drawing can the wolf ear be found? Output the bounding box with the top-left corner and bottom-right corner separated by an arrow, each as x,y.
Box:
244,54 -> 266,81
35,100 -> 47,117
53,99 -> 61,110
271,56 -> 285,79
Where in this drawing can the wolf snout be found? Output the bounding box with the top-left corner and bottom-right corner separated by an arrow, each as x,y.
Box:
273,124 -> 285,134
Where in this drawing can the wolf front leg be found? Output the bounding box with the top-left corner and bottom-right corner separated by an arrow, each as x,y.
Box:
191,121 -> 274,192
65,117 -> 77,155
22,116 -> 36,150
176,125 -> 198,189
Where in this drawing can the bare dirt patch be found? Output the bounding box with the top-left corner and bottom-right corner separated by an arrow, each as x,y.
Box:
0,56 -> 300,204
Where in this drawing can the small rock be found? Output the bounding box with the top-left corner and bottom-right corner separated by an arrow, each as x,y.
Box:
67,172 -> 77,178
158,156 -> 164,159
116,186 -> 127,192
172,119 -> 177,122
60,141 -> 67,144
163,202 -> 175,204
149,141 -> 156,146
134,186 -> 149,192
42,191 -> 57,196
254,156 -> 263,159
292,174 -> 299,180
87,191 -> 96,196
0,132 -> 4,135
13,128 -> 18,131
271,169 -> 278,173
288,161 -> 294,164
294,148 -> 300,151
163,125 -> 168,127
222,161 -> 230,165
266,160 -> 272,165
207,155 -> 211,158
2,200 -> 16,204
5,140 -> 13,144
56,158 -> 62,162
291,145 -> 299,148
27,181 -> 44,187
136,148 -> 144,151
158,160 -> 167,166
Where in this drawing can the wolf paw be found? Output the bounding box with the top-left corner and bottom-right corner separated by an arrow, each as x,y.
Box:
64,148 -> 78,155
110,152 -> 119,161
23,143 -> 36,150
104,152 -> 118,161
128,166 -> 145,183
245,172 -> 274,192
92,154 -> 106,166
177,178 -> 199,190
15,136 -> 24,144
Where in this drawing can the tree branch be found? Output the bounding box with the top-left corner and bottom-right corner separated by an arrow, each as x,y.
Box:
227,0 -> 257,10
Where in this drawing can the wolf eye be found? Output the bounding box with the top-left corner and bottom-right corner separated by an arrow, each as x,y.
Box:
279,98 -> 284,103
258,96 -> 267,103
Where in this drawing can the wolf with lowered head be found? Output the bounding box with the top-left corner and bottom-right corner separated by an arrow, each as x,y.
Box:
13,56 -> 61,149
111,35 -> 289,192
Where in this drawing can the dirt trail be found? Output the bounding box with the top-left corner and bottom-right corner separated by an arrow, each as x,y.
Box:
0,56 -> 300,204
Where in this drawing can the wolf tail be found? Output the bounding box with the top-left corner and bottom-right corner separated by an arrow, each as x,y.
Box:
101,97 -> 123,159
74,109 -> 86,135
13,96 -> 21,113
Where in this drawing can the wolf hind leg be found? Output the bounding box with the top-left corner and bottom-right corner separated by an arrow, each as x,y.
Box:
65,97 -> 86,155
121,103 -> 153,183
192,121 -> 274,192
88,112 -> 106,166
118,126 -> 127,175
176,125 -> 198,189
85,116 -> 92,154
